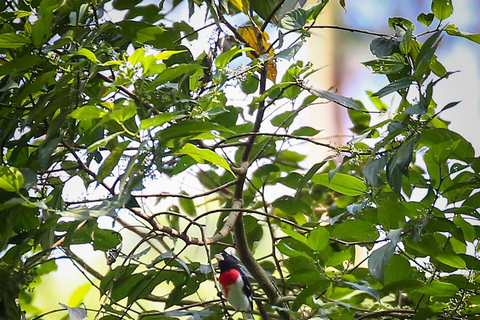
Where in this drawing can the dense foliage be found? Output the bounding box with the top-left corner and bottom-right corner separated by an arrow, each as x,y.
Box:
1,0 -> 480,319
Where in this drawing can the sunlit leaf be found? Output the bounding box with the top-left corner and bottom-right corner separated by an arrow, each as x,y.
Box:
311,173 -> 366,196
431,0 -> 453,20
173,143 -> 233,175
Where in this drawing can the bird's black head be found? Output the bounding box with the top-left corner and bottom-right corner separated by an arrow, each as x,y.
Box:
216,252 -> 240,272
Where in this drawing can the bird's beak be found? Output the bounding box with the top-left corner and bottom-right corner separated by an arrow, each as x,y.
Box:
215,253 -> 224,261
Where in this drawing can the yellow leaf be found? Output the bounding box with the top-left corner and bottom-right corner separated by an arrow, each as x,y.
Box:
229,0 -> 249,13
238,27 -> 277,82
267,61 -> 277,83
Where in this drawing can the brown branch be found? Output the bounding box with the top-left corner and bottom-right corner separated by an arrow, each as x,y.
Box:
261,0 -> 286,32
309,25 -> 392,37
230,60 -> 290,320
132,179 -> 237,199
214,132 -> 343,153
354,309 -> 416,319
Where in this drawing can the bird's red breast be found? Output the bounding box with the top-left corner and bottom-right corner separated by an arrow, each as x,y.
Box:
219,269 -> 241,297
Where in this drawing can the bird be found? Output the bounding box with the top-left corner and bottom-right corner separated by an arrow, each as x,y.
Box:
215,252 -> 253,316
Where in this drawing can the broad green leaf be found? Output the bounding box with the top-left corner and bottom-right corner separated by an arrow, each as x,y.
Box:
272,196 -> 312,215
0,33 -> 31,49
151,64 -> 203,87
369,37 -> 396,58
173,143 -> 233,175
110,106 -> 137,123
98,141 -> 130,182
388,17 -> 415,31
414,31 -> 443,78
386,135 -> 419,193
93,227 -> 122,252
363,53 -> 407,75
445,24 -> 480,45
417,280 -> 458,297
431,0 -> 453,20
158,120 -> 233,141
311,173 -> 366,196
384,255 -> 414,285
308,87 -> 362,111
271,110 -> 297,128
331,220 -> 378,242
76,48 -> 99,63
281,228 -> 308,244
453,215 -> 475,242
216,47 -> 253,68
435,252 -> 466,269
373,77 -> 415,98
362,155 -> 387,187
156,50 -> 187,60
346,281 -> 380,301
70,105 -> 107,120
87,132 -> 122,153
140,112 -> 185,129
281,8 -> 309,30
291,126 -> 320,137
31,15 -> 53,46
307,226 -> 330,252
0,166 -> 24,192
417,13 -> 434,27
368,241 -> 396,282
179,195 -> 196,216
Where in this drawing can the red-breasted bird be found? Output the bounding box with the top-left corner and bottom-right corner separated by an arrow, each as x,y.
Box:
215,252 -> 253,315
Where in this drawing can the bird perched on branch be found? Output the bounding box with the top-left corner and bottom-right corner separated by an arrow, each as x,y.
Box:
215,252 -> 253,317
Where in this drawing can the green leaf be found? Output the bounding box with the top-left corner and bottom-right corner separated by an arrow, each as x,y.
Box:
173,143 -> 233,175
291,126 -> 320,137
216,47 -> 252,68
431,0 -> 453,20
417,280 -> 458,297
150,64 -> 203,87
70,105 -> 107,120
272,196 -> 312,215
87,132 -> 122,153
31,15 -> 53,46
363,53 -> 407,75
373,77 -> 415,98
363,156 -> 387,187
281,8 -> 309,30
110,106 -> 137,122
76,48 -> 99,63
369,241 -> 396,282
435,252 -> 466,269
384,255 -> 414,285
0,33 -> 31,49
179,195 -> 196,216
414,31 -> 443,78
281,228 -> 308,245
0,166 -> 24,192
331,220 -> 378,242
417,13 -> 434,27
386,135 -> 419,193
93,227 -> 122,252
271,110 -> 297,128
311,173 -> 366,196
140,112 -> 185,129
308,87 -> 362,111
158,120 -> 233,141
98,141 -> 130,182
307,226 -> 330,252
445,24 -> 480,45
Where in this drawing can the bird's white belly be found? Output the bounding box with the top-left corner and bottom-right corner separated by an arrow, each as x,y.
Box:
227,278 -> 251,312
